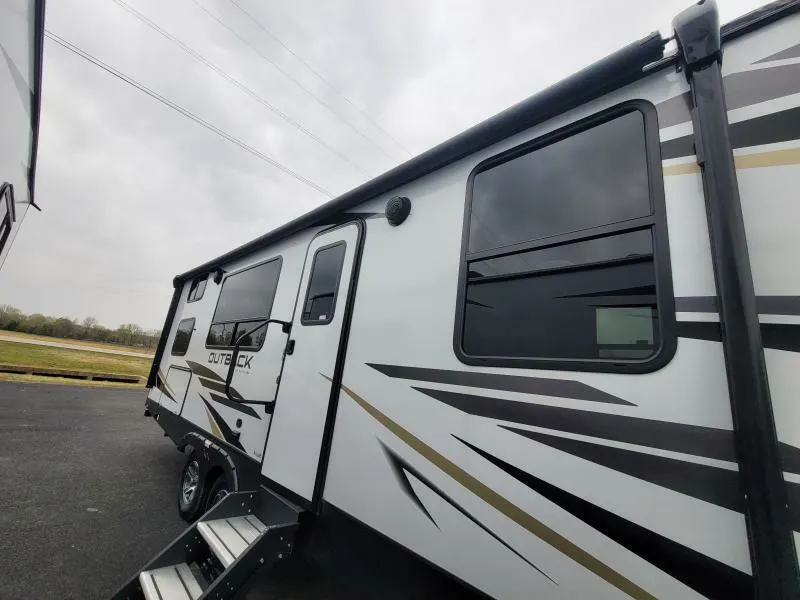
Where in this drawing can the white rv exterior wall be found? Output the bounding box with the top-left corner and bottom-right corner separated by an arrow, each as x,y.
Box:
146,10 -> 800,598
323,64 -> 747,599
152,230 -> 315,461
722,10 -> 800,564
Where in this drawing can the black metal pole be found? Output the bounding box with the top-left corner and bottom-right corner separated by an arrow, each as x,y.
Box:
673,1 -> 800,597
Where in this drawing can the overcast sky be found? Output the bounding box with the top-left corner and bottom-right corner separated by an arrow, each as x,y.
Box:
0,0 -> 764,330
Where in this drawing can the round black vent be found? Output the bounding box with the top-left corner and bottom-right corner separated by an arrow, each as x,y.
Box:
386,196 -> 411,226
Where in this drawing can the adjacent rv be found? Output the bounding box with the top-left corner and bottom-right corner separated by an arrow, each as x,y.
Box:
0,0 -> 45,269
116,1 -> 800,598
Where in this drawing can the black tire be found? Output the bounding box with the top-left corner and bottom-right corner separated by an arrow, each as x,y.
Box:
178,451 -> 206,522
204,474 -> 230,513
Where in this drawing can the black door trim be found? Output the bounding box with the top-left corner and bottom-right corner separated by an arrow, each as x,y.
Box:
673,2 -> 800,598
308,219 -> 366,512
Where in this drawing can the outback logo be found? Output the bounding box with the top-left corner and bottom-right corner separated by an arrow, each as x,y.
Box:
208,352 -> 253,369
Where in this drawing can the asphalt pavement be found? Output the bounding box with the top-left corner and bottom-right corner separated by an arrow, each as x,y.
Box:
0,382 -> 479,600
0,382 -> 185,600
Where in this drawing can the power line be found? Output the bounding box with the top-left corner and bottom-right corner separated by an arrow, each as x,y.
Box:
226,0 -> 413,157
187,0 -> 404,165
45,30 -> 333,197
111,0 -> 373,178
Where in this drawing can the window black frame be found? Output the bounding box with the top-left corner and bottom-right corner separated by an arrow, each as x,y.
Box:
205,256 -> 283,351
0,183 -> 16,254
187,275 -> 208,303
301,241 -> 347,326
171,317 -> 196,357
453,100 -> 676,374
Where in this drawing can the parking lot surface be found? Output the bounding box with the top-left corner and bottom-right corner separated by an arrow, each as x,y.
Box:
0,382 -> 480,600
0,382 -> 185,600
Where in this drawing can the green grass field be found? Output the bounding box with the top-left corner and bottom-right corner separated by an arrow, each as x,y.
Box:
0,372 -> 146,388
0,330 -> 154,355
0,341 -> 152,378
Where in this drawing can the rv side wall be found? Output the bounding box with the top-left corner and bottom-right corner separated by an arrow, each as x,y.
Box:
722,9 -> 800,564
321,13 -> 800,600
143,6 -> 800,599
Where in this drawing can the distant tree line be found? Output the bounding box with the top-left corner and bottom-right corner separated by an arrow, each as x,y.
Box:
0,305 -> 161,348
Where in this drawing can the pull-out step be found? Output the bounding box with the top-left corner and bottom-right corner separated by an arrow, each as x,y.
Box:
139,564 -> 202,600
111,487 -> 300,600
197,516 -> 267,568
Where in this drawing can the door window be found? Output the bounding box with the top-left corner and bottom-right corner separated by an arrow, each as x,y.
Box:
301,243 -> 347,325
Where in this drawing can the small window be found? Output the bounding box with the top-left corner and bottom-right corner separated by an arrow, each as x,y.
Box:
171,318 -> 195,356
301,243 -> 347,325
206,257 -> 282,349
187,276 -> 207,302
456,104 -> 674,372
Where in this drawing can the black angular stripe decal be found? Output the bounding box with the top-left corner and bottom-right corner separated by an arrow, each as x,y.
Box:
677,295 -> 800,315
200,395 -> 244,450
755,43 -> 800,63
186,360 -> 225,382
676,321 -> 800,353
780,444 -> 800,477
506,428 -> 743,512
676,321 -> 722,342
379,441 -> 555,583
198,376 -> 227,395
675,296 -> 718,313
761,323 -> 800,353
414,386 -> 737,462
368,363 -> 634,406
785,482 -> 800,532
380,442 -> 439,529
657,63 -> 800,129
455,437 -> 753,600
207,391 -> 261,419
157,380 -> 175,402
661,106 -> 800,160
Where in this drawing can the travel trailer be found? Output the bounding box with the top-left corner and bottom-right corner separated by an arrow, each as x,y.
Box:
116,1 -> 800,598
0,0 -> 45,269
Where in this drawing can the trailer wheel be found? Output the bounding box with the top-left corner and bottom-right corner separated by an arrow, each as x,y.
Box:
178,451 -> 206,522
204,474 -> 229,513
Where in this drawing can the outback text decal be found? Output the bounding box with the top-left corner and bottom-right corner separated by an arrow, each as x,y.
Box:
208,352 -> 253,369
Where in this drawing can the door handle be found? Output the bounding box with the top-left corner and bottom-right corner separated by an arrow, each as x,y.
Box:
285,339 -> 296,355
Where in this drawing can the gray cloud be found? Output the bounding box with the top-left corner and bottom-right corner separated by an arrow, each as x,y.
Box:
0,0 -> 764,329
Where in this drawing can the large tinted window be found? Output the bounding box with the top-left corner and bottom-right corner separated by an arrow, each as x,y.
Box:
469,111 -> 649,254
207,258 -> 282,349
301,243 -> 346,325
458,106 -> 673,370
213,259 -> 282,323
171,318 -> 195,356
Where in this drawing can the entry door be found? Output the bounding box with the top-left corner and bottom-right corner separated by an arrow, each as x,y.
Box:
261,222 -> 361,503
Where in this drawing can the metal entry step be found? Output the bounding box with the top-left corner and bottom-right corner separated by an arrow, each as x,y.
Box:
139,563 -> 202,600
111,489 -> 299,600
197,515 -> 267,568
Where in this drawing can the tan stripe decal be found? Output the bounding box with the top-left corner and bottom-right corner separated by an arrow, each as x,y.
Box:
331,376 -> 656,600
663,162 -> 701,176
204,407 -> 223,439
663,147 -> 800,176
